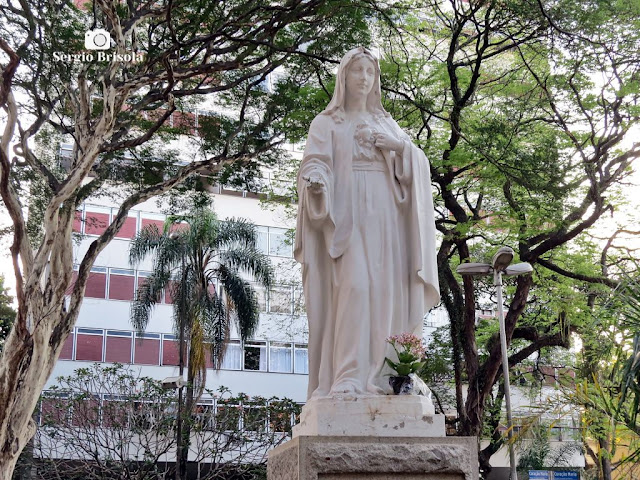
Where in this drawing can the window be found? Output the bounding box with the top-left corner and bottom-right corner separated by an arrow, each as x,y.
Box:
193,403 -> 215,430
162,334 -> 181,366
243,342 -> 267,371
85,267 -> 107,299
71,395 -> 100,427
255,226 -> 293,257
108,269 -> 135,301
75,328 -> 104,362
269,342 -> 292,373
294,344 -> 308,374
269,287 -> 292,314
220,341 -> 242,370
134,333 -> 160,365
131,401 -> 154,430
84,207 -> 110,235
216,401 -> 241,432
102,397 -> 129,428
252,284 -> 267,312
243,404 -> 267,432
269,402 -> 294,433
40,394 -> 69,426
256,226 -> 269,254
105,330 -> 133,363
268,227 -> 292,257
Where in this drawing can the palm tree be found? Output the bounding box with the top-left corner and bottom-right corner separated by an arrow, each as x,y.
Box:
129,204 -> 273,480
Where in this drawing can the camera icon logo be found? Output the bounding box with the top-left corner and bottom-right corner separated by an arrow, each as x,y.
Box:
85,29 -> 111,50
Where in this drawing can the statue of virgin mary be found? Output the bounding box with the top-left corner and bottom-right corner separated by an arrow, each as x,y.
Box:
294,47 -> 440,399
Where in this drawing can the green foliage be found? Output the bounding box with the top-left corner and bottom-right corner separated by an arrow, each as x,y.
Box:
24,363 -> 300,480
385,334 -> 427,376
0,276 -> 16,354
1,0 -> 375,239
129,199 -> 273,378
516,421 -> 582,475
367,1 -> 640,473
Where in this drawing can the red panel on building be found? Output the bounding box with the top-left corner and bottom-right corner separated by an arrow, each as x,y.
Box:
73,210 -> 82,233
115,216 -> 137,239
162,340 -> 180,366
105,336 -> 133,363
134,338 -> 160,365
205,345 -> 214,369
102,400 -> 128,428
71,398 -> 100,427
59,333 -> 74,360
85,211 -> 109,235
169,222 -> 189,235
136,276 -> 161,302
109,274 -> 135,301
141,218 -> 165,233
85,272 -> 106,298
164,280 -> 178,304
75,334 -> 103,361
40,397 -> 68,425
172,111 -> 196,134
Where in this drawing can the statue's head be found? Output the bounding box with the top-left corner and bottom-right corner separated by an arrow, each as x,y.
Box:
322,47 -> 388,122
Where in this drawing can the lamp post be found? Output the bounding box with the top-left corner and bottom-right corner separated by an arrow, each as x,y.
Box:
456,246 -> 533,480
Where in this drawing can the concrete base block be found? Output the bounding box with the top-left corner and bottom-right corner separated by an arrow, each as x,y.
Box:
293,395 -> 444,438
268,435 -> 479,480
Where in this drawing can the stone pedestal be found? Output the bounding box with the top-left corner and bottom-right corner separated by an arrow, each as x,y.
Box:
269,395 -> 478,479
268,435 -> 479,480
293,395 -> 445,438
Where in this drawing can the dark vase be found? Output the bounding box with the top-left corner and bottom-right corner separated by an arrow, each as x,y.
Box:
389,375 -> 413,395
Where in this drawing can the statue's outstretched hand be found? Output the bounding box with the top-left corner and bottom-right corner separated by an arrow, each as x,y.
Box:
373,132 -> 405,153
303,174 -> 325,194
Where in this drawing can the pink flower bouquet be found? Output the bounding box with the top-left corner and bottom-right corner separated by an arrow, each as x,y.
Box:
385,333 -> 426,377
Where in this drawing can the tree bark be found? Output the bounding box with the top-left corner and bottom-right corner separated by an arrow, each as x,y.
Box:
599,437 -> 613,480
461,274 -> 533,439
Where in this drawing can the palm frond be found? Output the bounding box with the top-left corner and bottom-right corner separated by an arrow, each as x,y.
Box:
621,277 -> 640,331
216,218 -> 259,250
189,318 -> 207,401
129,224 -> 164,266
201,291 -> 228,369
171,266 -> 198,338
217,265 -> 260,341
130,270 -> 171,334
129,205 -> 273,373
218,247 -> 273,290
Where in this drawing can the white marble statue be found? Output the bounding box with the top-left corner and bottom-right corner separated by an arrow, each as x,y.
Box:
294,46 -> 440,400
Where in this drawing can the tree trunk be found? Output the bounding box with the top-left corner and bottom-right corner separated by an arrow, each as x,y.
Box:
599,437 -> 613,480
0,305 -> 72,480
178,362 -> 196,480
461,276 -> 533,437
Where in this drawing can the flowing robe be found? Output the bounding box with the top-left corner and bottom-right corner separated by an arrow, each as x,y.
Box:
294,112 -> 439,399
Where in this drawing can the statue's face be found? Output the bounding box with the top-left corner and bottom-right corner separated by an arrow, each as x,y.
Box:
345,56 -> 376,99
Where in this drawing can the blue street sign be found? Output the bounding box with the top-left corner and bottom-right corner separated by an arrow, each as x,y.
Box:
529,472 -> 550,479
528,471 -> 579,480
554,472 -> 579,480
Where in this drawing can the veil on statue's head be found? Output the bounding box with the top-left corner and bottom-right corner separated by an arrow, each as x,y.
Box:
321,46 -> 389,122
